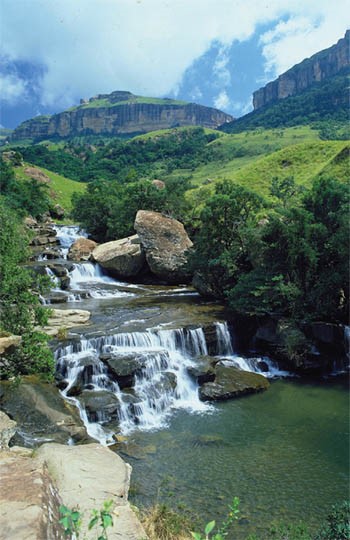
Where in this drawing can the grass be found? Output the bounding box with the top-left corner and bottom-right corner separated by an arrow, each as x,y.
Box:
131,126 -> 224,142
141,504 -> 193,540
68,95 -> 189,111
15,163 -> 86,211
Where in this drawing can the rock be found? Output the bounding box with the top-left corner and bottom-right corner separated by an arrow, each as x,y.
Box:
134,210 -> 193,283
310,322 -> 343,345
187,356 -> 216,384
0,377 -> 88,445
23,216 -> 38,228
152,179 -> 165,189
47,263 -> 68,278
192,272 -> 217,297
100,352 -> 148,388
40,308 -> 91,336
199,365 -> 269,401
253,31 -> 350,110
68,237 -> 98,261
92,235 -> 145,278
79,390 -> 121,421
0,453 -> 62,539
50,204 -> 65,220
11,91 -> 233,141
0,411 -> 17,449
0,335 -> 21,356
35,443 -> 147,539
24,166 -> 50,183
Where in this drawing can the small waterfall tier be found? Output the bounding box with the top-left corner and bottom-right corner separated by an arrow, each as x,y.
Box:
55,321 -> 285,443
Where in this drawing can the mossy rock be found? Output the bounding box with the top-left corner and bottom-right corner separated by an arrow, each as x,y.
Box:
199,365 -> 269,401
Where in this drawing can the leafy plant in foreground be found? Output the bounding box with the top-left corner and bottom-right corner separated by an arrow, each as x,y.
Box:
59,500 -> 114,539
191,497 -> 240,540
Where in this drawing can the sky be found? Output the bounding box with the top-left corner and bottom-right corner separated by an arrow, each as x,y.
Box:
1,0 -> 349,129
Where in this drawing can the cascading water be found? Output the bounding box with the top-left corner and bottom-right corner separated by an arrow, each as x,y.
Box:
45,225 -> 290,445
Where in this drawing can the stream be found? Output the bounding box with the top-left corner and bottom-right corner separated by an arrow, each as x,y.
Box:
43,226 -> 349,537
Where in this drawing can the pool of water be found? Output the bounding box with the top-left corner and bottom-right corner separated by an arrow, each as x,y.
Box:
116,377 -> 349,538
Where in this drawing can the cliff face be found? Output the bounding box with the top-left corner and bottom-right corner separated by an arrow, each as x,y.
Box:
253,30 -> 350,110
11,92 -> 233,141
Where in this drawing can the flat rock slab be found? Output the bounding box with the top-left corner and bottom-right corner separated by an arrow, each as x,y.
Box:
0,452 -> 62,540
41,308 -> 91,336
36,443 -> 147,539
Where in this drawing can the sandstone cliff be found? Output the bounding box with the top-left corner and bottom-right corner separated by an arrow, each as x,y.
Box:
253,30 -> 350,110
11,91 -> 233,141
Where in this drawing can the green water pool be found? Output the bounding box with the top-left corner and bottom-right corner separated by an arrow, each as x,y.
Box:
117,377 -> 349,538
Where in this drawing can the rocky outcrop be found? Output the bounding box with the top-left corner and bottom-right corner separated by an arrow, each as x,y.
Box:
24,166 -> 50,183
92,235 -> 145,278
40,308 -> 91,336
134,210 -> 193,283
0,335 -> 21,356
199,364 -> 269,401
0,377 -> 88,445
68,237 -> 97,261
0,451 -> 62,540
253,30 -> 350,110
36,443 -> 147,539
0,441 -> 147,540
0,411 -> 17,449
11,91 -> 233,141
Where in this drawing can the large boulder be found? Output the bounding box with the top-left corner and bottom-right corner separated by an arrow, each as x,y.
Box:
68,237 -> 97,261
134,210 -> 193,283
199,365 -> 269,401
92,235 -> 145,278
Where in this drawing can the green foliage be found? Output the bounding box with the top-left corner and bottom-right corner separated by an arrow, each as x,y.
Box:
314,501 -> 350,540
71,176 -> 191,242
192,175 -> 349,324
59,500 -> 114,540
191,497 -> 240,540
0,158 -> 51,219
0,202 -> 54,378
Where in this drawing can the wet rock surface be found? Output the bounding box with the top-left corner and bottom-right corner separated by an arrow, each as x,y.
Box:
199,364 -> 269,401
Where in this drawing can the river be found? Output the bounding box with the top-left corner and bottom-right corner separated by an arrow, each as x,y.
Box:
45,226 -> 349,538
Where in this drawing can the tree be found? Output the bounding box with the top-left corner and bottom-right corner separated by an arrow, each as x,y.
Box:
0,202 -> 54,378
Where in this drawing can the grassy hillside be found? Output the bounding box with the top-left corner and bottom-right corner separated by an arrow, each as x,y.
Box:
15,164 -> 86,211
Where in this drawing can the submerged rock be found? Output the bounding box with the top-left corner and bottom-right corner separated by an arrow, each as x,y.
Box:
199,365 -> 269,401
92,235 -> 145,278
134,210 -> 193,283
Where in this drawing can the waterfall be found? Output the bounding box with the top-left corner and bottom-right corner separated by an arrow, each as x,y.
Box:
53,225 -> 87,259
55,326 -> 215,440
45,267 -> 60,288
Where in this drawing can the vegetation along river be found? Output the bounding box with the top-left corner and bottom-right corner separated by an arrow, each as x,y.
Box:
43,226 -> 349,537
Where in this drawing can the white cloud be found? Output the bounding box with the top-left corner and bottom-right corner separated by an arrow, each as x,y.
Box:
213,46 -> 231,87
214,90 -> 230,111
1,0 -> 349,109
0,73 -> 27,104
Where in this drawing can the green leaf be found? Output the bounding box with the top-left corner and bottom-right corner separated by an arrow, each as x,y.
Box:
205,521 -> 216,535
191,533 -> 203,540
102,514 -> 113,528
88,516 -> 99,530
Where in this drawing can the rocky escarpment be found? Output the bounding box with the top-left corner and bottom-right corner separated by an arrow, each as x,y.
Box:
11,90 -> 233,141
253,30 -> 350,110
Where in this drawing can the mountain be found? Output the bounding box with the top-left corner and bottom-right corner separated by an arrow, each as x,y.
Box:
10,91 -> 233,142
253,30 -> 349,110
220,31 -> 349,134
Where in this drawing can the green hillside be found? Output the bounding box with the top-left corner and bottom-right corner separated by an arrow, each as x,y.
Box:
15,164 -> 86,211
